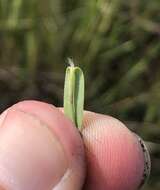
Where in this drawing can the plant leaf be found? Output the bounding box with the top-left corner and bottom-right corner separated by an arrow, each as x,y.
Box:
63,61 -> 84,130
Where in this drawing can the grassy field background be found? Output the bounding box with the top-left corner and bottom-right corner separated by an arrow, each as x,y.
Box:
0,0 -> 160,189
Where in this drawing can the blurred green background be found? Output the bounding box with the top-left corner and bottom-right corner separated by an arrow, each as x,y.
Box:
0,0 -> 160,189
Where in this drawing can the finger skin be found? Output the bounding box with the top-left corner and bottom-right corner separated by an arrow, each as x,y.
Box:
0,102 -> 146,190
0,101 -> 85,190
82,111 -> 145,190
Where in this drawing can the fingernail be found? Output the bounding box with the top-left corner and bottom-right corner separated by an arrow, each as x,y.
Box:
134,134 -> 151,189
0,109 -> 68,190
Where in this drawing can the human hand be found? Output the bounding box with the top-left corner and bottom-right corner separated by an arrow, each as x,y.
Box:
0,100 -> 149,190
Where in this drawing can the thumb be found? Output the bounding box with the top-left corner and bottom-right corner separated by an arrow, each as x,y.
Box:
0,101 -> 85,190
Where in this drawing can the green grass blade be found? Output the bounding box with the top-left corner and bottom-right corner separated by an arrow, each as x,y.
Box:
64,65 -> 76,124
63,60 -> 84,130
74,67 -> 84,129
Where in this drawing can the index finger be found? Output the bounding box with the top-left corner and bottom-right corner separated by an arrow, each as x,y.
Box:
82,111 -> 147,190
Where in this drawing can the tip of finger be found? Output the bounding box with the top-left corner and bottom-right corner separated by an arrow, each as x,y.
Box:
82,111 -> 145,190
10,101 -> 86,189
